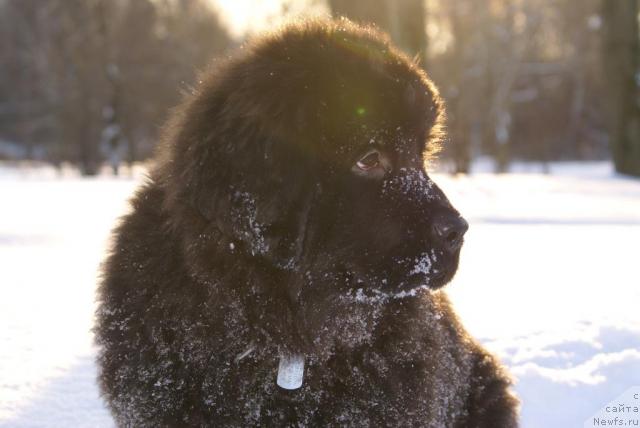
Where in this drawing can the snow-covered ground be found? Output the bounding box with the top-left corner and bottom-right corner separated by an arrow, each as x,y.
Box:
1,161 -> 639,427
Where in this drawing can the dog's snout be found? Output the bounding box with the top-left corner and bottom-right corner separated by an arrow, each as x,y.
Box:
432,215 -> 468,252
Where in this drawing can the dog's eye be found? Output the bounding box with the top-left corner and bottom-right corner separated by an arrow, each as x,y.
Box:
352,149 -> 391,179
356,151 -> 380,171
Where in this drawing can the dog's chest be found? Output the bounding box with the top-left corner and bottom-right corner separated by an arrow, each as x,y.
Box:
230,336 -> 473,426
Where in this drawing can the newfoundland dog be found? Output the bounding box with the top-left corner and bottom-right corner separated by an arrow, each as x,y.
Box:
96,19 -> 519,427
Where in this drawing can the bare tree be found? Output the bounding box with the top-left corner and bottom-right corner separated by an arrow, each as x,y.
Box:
427,0 -> 607,173
0,0 -> 231,174
0,0 -> 623,173
602,0 -> 640,177
328,0 -> 427,66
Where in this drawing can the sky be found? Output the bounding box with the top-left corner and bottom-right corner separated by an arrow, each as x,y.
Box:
213,0 -> 283,37
212,0 -> 327,38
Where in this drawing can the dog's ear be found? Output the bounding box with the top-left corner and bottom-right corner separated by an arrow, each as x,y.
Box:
159,92 -> 319,272
208,130 -> 319,269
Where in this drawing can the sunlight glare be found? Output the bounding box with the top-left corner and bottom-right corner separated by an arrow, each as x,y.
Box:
212,0 -> 329,38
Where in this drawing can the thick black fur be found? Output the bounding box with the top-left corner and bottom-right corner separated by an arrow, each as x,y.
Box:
96,20 -> 519,427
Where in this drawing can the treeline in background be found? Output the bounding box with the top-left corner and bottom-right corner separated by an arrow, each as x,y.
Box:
1,0 -> 639,177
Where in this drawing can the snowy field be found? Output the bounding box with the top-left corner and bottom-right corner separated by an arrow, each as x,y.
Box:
1,161 -> 639,427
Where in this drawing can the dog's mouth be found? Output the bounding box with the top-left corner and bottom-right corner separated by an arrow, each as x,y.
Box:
406,263 -> 455,290
336,247 -> 460,302
294,248 -> 461,354
395,247 -> 460,288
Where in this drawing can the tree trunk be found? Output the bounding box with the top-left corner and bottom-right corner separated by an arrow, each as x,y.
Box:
602,0 -> 640,177
328,0 -> 427,66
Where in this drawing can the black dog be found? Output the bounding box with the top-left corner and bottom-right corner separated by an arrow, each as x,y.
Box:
96,19 -> 519,427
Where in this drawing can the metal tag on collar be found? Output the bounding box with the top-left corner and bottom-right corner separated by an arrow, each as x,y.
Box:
277,354 -> 305,390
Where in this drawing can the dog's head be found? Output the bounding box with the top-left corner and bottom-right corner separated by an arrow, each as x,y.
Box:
157,20 -> 467,349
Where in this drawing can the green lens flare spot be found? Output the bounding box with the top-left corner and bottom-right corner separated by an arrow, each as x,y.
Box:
356,107 -> 366,116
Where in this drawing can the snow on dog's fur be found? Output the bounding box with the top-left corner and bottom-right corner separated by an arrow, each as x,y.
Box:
95,19 -> 519,426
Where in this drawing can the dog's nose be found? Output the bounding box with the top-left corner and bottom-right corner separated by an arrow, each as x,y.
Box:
432,215 -> 468,252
